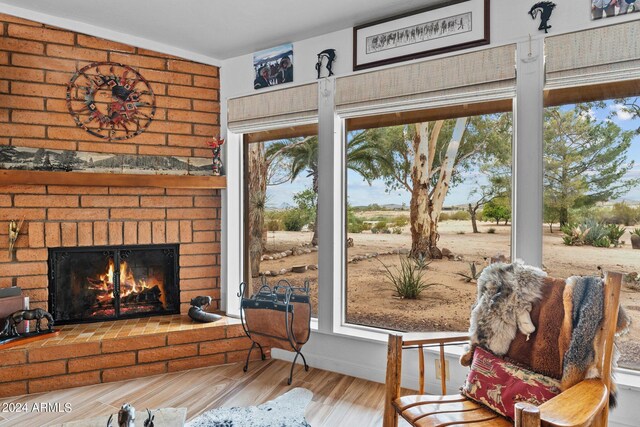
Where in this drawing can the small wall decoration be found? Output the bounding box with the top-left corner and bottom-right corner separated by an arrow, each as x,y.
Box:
315,49 -> 336,79
529,2 -> 556,33
253,43 -> 294,90
66,62 -> 156,141
8,218 -> 24,261
591,0 -> 638,19
353,0 -> 490,71
206,136 -> 225,176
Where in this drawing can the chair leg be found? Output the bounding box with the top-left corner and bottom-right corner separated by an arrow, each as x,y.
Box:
243,342 -> 256,372
514,402 -> 540,427
383,334 -> 403,427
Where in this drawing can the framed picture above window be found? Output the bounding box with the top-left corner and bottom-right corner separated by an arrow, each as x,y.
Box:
353,0 -> 490,71
253,43 -> 294,90
591,0 -> 639,20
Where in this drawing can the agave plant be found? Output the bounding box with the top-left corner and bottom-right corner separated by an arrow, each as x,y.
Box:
456,262 -> 483,283
413,253 -> 432,270
606,224 -> 626,247
561,223 -> 589,246
378,256 -> 437,299
631,228 -> 640,237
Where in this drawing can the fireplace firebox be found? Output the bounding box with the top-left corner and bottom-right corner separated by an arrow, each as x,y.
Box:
48,244 -> 180,325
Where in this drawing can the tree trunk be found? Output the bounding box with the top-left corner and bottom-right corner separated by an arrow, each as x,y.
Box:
468,203 -> 479,233
311,171 -> 319,247
559,207 -> 569,227
549,223 -> 553,233
409,118 -> 467,259
247,144 -> 268,278
409,122 -> 441,259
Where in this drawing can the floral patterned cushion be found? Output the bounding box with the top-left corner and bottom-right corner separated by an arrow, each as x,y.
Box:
461,347 -> 561,420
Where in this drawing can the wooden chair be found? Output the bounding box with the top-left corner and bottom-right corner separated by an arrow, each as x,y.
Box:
383,271 -> 623,427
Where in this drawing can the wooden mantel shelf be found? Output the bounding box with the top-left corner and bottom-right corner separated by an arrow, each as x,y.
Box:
0,169 -> 226,189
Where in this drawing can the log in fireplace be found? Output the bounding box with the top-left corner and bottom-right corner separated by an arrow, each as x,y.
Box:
48,244 -> 180,325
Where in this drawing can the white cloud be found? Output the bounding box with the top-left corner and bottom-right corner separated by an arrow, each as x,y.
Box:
612,104 -> 634,121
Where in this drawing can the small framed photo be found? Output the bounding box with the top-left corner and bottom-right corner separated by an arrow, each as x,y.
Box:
252,43 -> 294,90
353,0 -> 490,71
591,0 -> 639,20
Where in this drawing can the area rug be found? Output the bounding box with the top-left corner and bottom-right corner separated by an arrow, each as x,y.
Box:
186,387 -> 312,427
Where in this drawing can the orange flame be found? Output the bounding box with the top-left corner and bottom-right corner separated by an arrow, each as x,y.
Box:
90,259 -> 164,306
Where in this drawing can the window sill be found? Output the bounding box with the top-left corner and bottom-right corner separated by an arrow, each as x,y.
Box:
312,322 -> 640,390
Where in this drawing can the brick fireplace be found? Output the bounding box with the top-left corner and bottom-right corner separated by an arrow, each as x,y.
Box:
0,12 -> 222,314
0,13 -> 256,398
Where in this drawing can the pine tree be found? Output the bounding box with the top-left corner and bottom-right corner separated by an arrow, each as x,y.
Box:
544,105 -> 639,226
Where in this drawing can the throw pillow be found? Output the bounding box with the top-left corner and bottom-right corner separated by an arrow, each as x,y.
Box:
461,347 -> 561,420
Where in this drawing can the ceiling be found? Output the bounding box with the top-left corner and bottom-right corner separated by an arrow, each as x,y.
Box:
0,0 -> 438,61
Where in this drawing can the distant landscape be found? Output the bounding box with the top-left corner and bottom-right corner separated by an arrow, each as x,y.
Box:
0,145 -> 213,175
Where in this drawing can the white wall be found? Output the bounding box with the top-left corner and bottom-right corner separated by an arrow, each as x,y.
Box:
220,2 -> 640,426
220,0 -> 639,100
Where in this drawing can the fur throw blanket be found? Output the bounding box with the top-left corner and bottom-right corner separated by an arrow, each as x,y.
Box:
562,275 -> 630,407
461,262 -> 631,408
461,260 -> 547,366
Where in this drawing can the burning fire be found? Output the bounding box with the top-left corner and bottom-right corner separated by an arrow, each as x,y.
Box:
88,259 -> 164,306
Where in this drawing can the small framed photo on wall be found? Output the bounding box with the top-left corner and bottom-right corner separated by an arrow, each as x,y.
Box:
591,0 -> 639,20
353,0 -> 490,71
253,43 -> 294,90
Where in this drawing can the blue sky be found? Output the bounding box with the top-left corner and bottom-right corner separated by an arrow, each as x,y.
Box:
264,100 -> 640,208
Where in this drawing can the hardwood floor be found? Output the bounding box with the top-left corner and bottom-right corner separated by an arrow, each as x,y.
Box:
0,359 -> 395,426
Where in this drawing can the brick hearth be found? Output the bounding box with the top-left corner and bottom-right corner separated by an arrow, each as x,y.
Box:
0,315 -> 266,398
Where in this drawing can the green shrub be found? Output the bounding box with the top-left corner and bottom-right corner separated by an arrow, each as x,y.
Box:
283,210 -> 306,231
487,228 -> 496,234
439,212 -> 451,221
450,210 -> 471,221
606,224 -> 626,247
266,219 -> 281,232
379,256 -> 436,299
393,216 -> 409,227
374,220 -> 388,230
348,222 -> 364,233
606,203 -> 640,226
392,227 -> 402,234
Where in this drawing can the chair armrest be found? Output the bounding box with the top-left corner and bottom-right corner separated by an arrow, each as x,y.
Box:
538,379 -> 608,427
401,331 -> 469,347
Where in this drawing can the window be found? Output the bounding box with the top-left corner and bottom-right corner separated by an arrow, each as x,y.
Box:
344,101 -> 513,331
543,82 -> 640,370
244,126 -> 319,317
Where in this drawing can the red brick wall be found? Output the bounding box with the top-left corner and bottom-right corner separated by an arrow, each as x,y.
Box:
0,324 -> 261,397
0,13 -> 222,313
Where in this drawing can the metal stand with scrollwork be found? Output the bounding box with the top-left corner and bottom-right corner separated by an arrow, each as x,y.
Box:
238,278 -> 311,385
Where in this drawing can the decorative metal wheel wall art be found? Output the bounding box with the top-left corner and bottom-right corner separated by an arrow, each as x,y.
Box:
66,62 -> 156,141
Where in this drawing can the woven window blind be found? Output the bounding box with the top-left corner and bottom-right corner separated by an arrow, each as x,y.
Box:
545,21 -> 640,90
227,83 -> 318,131
335,44 -> 516,114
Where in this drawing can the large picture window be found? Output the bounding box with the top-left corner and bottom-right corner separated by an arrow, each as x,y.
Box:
543,83 -> 640,370
344,101 -> 513,332
244,126 -> 319,317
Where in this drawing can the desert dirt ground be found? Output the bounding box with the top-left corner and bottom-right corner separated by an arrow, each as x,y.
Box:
252,217 -> 640,370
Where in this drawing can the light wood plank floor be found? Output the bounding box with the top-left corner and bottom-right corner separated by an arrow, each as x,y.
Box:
0,359 -> 397,426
